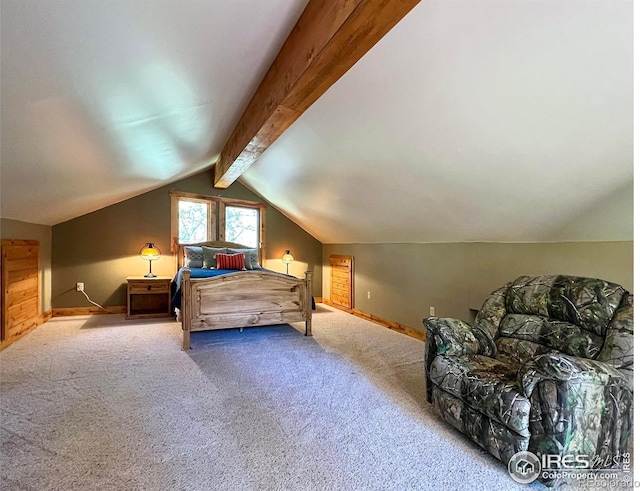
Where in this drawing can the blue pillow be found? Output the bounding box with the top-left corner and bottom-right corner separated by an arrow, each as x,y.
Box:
183,246 -> 203,268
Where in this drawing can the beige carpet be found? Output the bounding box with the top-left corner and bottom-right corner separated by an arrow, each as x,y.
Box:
2,305 -> 552,490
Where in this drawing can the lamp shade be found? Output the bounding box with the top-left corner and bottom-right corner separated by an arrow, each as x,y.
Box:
140,242 -> 161,260
282,250 -> 294,264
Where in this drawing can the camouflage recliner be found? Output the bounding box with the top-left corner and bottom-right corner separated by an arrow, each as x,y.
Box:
424,275 -> 633,486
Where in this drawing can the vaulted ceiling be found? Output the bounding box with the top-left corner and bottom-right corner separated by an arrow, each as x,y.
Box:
1,0 -> 633,244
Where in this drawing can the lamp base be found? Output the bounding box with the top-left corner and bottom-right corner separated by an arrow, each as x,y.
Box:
144,259 -> 157,278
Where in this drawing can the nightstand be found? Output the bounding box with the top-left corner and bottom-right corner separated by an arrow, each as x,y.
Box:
126,276 -> 173,320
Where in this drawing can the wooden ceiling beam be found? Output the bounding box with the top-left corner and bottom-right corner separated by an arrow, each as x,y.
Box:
213,0 -> 420,188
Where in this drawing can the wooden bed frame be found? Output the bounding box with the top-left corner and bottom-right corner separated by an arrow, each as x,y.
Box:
174,240 -> 312,350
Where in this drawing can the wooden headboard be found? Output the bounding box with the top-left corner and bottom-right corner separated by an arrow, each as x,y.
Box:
173,239 -> 262,270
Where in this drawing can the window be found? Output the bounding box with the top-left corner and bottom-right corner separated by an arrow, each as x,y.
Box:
224,206 -> 259,248
170,191 -> 265,252
178,199 -> 210,244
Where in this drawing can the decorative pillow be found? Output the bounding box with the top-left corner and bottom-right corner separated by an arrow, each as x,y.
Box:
202,247 -> 229,269
228,248 -> 260,270
183,246 -> 204,268
216,253 -> 246,270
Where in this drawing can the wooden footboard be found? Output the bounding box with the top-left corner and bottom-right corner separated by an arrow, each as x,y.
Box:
181,269 -> 312,349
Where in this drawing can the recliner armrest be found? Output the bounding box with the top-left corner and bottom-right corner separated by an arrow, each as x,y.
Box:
423,317 -> 496,357
519,353 -> 630,398
518,352 -> 632,484
423,317 -> 495,404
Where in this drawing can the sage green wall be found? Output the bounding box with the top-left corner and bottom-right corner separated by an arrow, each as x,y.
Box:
323,241 -> 633,332
52,170 -> 322,309
0,218 -> 53,313
465,241 -> 633,309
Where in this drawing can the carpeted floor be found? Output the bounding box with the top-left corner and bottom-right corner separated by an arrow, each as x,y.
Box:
1,305 -> 601,490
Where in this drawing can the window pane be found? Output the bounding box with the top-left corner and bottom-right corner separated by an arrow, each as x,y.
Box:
178,200 -> 208,243
225,206 -> 258,248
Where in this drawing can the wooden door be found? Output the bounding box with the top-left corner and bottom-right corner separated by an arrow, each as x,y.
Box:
330,255 -> 353,310
1,240 -> 39,348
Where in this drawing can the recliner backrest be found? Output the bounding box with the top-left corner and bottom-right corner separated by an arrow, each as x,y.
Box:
478,275 -> 627,367
597,292 -> 634,389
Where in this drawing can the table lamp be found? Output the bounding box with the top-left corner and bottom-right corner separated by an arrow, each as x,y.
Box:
282,250 -> 294,275
140,242 -> 161,278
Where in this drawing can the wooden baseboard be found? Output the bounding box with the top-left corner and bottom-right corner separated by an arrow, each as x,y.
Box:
313,297 -> 323,304
1,309 -> 53,351
322,298 -> 353,314
352,309 -> 425,341
321,300 -> 425,342
52,306 -> 126,317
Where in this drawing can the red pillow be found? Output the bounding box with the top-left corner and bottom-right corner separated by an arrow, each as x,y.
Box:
216,253 -> 245,270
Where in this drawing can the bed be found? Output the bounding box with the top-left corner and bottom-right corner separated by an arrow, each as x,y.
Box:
172,240 -> 313,349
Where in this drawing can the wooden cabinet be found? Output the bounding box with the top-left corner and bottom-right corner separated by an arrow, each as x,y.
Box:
1,240 -> 40,348
330,255 -> 353,310
126,276 -> 172,320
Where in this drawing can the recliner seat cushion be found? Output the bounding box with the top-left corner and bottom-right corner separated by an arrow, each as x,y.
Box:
495,314 -> 604,365
494,337 -> 557,366
430,354 -> 530,436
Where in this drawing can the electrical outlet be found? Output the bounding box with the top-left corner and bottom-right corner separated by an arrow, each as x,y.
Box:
76,282 -> 84,292
367,291 -> 371,299
429,306 -> 436,316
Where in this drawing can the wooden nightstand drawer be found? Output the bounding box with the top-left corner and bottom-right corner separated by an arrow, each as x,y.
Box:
126,276 -> 172,320
128,280 -> 170,294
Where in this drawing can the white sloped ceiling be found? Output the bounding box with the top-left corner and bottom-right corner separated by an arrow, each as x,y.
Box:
1,0 -> 633,244
0,0 -> 308,225
240,0 -> 633,243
